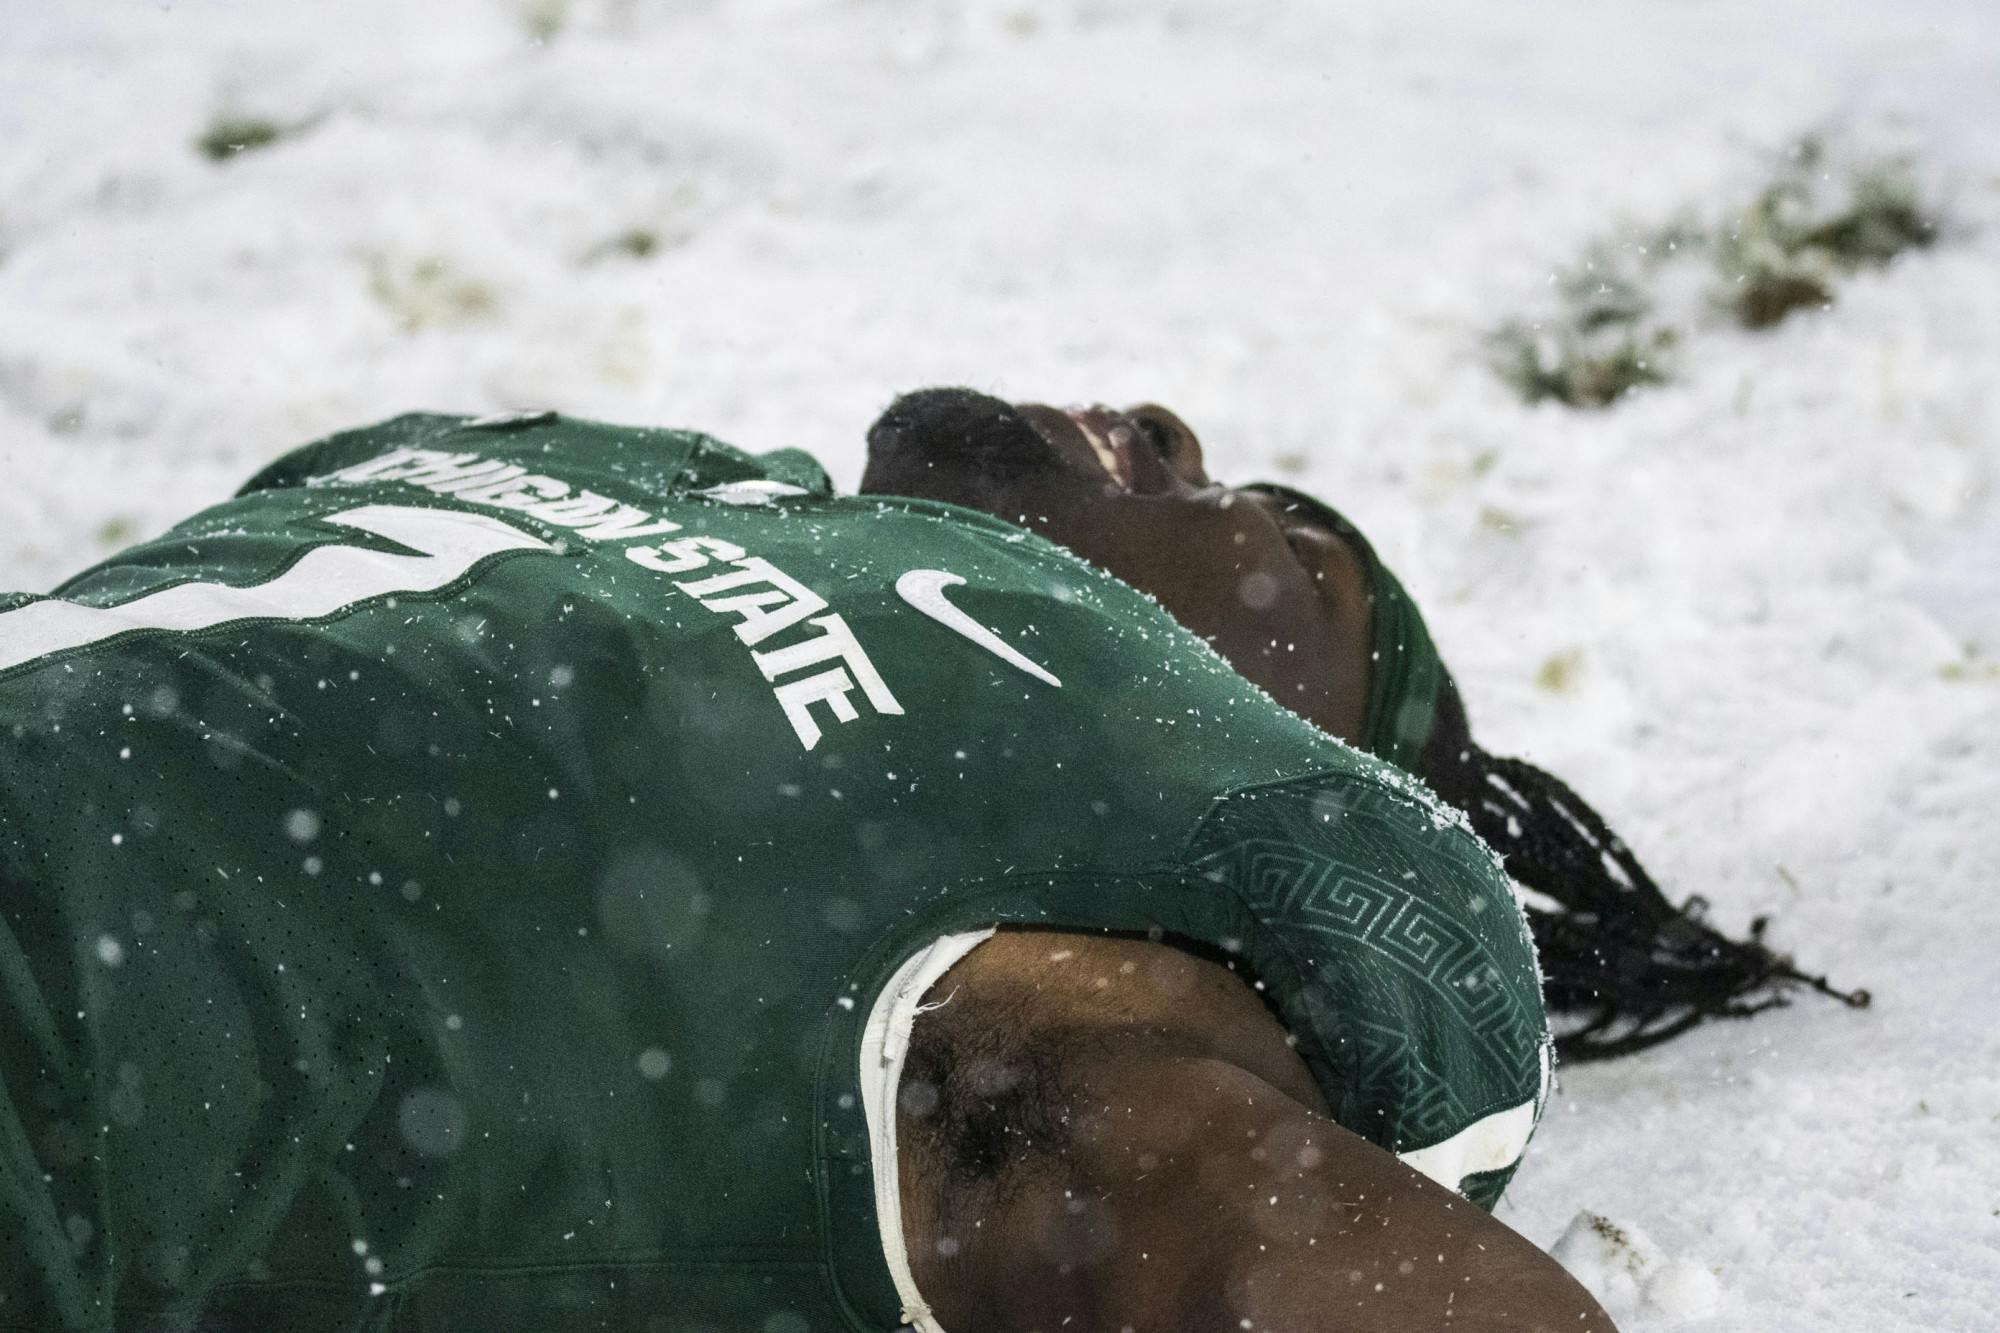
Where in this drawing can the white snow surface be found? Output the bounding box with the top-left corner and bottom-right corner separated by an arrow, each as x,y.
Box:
4,2 -> 1998,1329
1551,1210 -> 1722,1325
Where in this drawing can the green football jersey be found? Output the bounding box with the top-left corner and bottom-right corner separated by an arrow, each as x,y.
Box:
0,413 -> 1549,1333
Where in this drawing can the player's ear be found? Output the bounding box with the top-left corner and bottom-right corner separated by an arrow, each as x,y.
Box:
861,387 -> 1066,501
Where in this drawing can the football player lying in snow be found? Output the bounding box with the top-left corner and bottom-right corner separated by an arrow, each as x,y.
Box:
0,389 -> 1858,1333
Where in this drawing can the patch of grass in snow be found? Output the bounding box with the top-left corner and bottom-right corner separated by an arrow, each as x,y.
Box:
1939,656 -> 2000,683
1001,8 -> 1044,38
1534,648 -> 1585,693
1715,139 -> 1940,330
581,228 -> 663,264
366,255 -> 498,333
95,517 -> 137,550
1491,133 -> 1947,407
196,115 -> 303,163
1487,246 -> 1679,408
1488,320 -> 1676,410
520,0 -> 572,44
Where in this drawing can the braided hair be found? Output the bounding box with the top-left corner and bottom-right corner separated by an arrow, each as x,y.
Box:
1418,680 -> 1869,1061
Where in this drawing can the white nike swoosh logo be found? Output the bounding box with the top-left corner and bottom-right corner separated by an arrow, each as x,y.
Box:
894,569 -> 1062,688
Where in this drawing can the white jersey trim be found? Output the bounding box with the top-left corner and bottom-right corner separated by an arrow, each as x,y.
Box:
859,928 -> 996,1333
1397,1096 -> 1540,1191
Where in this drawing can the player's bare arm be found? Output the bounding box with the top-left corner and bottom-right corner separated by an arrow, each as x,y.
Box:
895,932 -> 1614,1333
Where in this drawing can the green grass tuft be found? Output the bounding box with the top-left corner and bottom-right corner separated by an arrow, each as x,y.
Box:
366,254 -> 498,333
1489,323 -> 1675,409
95,517 -> 137,550
1715,142 -> 1939,329
196,115 -> 289,162
1488,248 -> 1678,408
582,228 -> 662,264
521,0 -> 571,44
1490,133 -> 1947,407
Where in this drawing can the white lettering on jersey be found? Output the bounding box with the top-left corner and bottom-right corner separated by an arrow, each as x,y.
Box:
626,536 -> 747,575
0,506 -> 552,675
894,569 -> 1062,688
756,615 -> 904,751
625,538 -> 903,751
321,442 -> 899,752
675,558 -> 830,647
320,448 -> 683,541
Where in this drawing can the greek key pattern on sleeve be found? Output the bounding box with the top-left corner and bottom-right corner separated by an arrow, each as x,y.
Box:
1188,776 -> 1550,1173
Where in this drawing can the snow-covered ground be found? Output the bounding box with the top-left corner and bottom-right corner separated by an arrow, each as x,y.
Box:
3,1 -> 1996,1328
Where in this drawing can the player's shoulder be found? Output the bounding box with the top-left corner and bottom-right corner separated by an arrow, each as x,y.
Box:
1190,758 -> 1514,904
233,409 -> 834,507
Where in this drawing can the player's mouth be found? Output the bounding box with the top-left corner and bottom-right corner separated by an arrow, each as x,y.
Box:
1065,405 -> 1143,491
